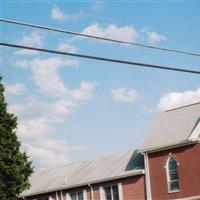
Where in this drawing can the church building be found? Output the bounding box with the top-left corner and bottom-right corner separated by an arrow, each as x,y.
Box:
21,102 -> 200,200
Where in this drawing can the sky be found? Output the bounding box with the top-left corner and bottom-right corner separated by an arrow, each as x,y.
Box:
1,1 -> 200,170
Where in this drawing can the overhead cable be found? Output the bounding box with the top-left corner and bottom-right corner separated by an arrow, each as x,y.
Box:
1,18 -> 200,57
1,42 -> 200,75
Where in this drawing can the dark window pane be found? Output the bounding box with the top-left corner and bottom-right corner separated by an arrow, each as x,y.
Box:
170,180 -> 179,191
112,185 -> 119,200
168,157 -> 180,192
169,172 -> 179,180
70,192 -> 77,200
169,157 -> 178,171
77,191 -> 83,200
104,186 -> 112,200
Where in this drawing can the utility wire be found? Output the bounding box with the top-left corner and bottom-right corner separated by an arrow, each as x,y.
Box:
1,18 -> 200,57
1,42 -> 200,75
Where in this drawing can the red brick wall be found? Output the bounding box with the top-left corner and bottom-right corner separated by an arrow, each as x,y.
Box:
92,176 -> 146,200
148,142 -> 200,200
92,184 -> 100,200
23,192 -> 56,200
122,176 -> 146,200
23,175 -> 146,200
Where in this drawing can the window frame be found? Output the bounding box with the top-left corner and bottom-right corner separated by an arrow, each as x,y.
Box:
103,183 -> 121,200
68,190 -> 86,200
166,154 -> 180,193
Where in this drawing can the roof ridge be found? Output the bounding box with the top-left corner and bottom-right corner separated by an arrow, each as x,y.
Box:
165,101 -> 200,112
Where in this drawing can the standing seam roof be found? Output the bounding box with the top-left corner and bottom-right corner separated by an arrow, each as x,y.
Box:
141,102 -> 200,151
22,149 -> 144,196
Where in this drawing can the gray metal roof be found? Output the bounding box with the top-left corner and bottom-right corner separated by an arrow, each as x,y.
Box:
141,102 -> 200,151
22,149 -> 144,197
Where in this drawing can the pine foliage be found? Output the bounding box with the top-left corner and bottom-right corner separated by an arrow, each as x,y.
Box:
0,77 -> 33,200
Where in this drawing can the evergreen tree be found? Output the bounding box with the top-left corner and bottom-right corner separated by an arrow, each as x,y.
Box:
0,76 -> 33,200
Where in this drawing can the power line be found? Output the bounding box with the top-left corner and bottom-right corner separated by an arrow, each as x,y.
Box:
1,42 -> 200,75
1,18 -> 200,57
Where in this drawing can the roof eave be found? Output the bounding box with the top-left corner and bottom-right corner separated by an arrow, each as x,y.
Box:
140,138 -> 200,154
21,170 -> 145,198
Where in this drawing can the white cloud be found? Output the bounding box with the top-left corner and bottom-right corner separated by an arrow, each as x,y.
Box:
58,43 -> 77,53
16,57 -> 78,96
20,32 -> 42,46
11,81 -> 95,139
147,31 -> 166,44
13,57 -> 96,140
15,57 -> 96,101
10,94 -> 87,168
18,117 -> 52,139
13,56 -> 96,168
51,6 -> 67,21
12,85 -> 95,139
10,97 -> 76,139
82,23 -> 138,42
9,95 -> 76,118
6,83 -> 26,95
111,88 -> 139,103
16,49 -> 36,56
70,81 -> 96,101
15,32 -> 43,55
52,99 -> 76,116
51,6 -> 83,21
8,104 -> 24,116
158,87 -> 200,111
22,138 -> 84,169
30,58 -> 74,96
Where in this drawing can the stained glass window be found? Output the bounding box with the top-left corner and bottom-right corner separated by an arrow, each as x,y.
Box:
167,156 -> 180,192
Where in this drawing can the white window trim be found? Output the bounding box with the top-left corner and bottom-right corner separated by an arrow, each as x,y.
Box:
166,154 -> 180,193
83,189 -> 87,200
61,190 -> 64,200
66,193 -> 71,200
99,186 -> 106,200
118,183 -> 123,200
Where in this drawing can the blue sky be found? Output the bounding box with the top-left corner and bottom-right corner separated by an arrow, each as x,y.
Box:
1,1 -> 200,169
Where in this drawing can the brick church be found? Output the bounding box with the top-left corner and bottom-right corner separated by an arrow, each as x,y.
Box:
21,102 -> 200,200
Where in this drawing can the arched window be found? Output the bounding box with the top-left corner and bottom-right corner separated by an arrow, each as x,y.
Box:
166,155 -> 180,192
